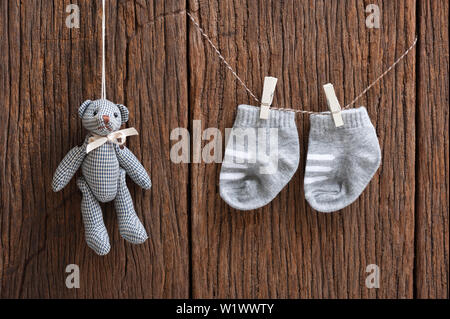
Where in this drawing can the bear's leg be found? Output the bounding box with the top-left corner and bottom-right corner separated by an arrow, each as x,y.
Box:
114,168 -> 148,244
77,177 -> 111,255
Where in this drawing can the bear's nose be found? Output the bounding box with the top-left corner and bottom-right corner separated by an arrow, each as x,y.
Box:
102,115 -> 110,124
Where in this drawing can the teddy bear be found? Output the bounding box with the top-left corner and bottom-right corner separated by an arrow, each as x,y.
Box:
52,99 -> 151,255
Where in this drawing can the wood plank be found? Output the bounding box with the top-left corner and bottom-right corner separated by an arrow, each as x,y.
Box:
188,0 -> 416,298
416,0 -> 449,299
0,0 -> 189,298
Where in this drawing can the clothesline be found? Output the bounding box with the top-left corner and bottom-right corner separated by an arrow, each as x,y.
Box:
186,11 -> 418,115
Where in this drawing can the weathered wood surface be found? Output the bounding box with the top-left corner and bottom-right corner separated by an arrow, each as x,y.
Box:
0,0 -> 189,298
416,0 -> 449,299
0,0 -> 448,299
188,0 -> 417,299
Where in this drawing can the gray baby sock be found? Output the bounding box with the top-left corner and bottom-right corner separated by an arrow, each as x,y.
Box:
304,107 -> 381,213
219,105 -> 300,210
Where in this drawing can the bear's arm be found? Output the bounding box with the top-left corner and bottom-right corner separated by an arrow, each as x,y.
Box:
114,145 -> 152,190
52,144 -> 87,192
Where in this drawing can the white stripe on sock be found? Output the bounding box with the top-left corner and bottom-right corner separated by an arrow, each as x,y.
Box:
307,154 -> 335,161
225,150 -> 251,161
304,176 -> 329,185
222,162 -> 248,169
220,172 -> 247,180
305,166 -> 333,172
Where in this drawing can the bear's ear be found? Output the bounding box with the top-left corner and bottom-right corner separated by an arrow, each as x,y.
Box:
78,100 -> 92,118
117,104 -> 129,124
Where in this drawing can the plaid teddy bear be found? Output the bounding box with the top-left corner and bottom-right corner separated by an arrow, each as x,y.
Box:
52,99 -> 151,255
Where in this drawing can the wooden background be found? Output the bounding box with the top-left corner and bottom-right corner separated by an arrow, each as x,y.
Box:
0,0 -> 448,299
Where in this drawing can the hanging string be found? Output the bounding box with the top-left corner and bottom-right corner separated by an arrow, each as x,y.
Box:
186,12 -> 261,105
101,0 -> 106,100
341,37 -> 417,111
187,11 -> 418,115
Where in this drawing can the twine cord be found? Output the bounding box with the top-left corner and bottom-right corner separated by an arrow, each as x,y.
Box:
187,11 -> 418,115
101,0 -> 106,100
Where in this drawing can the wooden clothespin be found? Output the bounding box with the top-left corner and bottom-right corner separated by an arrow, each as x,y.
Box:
323,83 -> 344,127
260,76 -> 278,120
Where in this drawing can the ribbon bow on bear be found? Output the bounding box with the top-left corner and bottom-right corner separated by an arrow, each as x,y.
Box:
86,127 -> 139,154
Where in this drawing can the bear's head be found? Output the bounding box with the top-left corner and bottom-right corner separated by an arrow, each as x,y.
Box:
78,99 -> 129,136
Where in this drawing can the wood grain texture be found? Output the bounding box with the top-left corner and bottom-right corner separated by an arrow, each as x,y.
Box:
0,0 -> 447,299
0,0 -> 189,298
416,0 -> 449,299
188,0 -> 416,298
